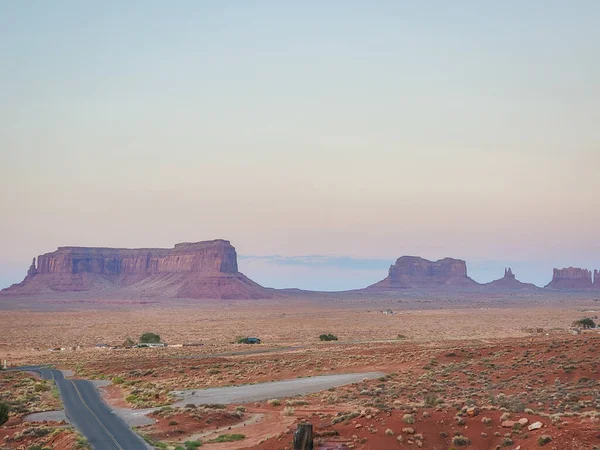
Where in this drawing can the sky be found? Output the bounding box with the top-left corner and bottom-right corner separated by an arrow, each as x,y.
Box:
1,1 -> 599,290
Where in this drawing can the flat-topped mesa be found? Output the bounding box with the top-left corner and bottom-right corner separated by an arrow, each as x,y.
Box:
545,267 -> 593,290
2,240 -> 270,299
36,239 -> 238,276
484,267 -> 537,290
368,256 -> 477,289
595,269 -> 600,288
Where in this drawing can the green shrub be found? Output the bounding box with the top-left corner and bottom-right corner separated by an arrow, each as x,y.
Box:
452,435 -> 471,446
573,318 -> 596,329
0,402 -> 9,426
319,334 -> 338,341
140,332 -> 161,343
537,435 -> 552,446
184,440 -> 203,449
208,434 -> 245,443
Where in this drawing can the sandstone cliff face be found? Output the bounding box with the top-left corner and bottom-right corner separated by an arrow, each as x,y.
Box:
545,267 -> 593,290
2,240 -> 270,300
484,267 -> 538,290
595,270 -> 600,287
368,256 -> 477,289
34,240 -> 238,277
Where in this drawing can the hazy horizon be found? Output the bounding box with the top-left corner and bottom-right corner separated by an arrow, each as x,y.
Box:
1,1 -> 598,291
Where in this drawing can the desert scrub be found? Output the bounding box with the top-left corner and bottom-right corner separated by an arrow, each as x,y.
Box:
537,435 -> 552,446
208,434 -> 245,443
331,411 -> 360,425
452,435 -> 471,446
402,413 -> 415,424
267,399 -> 280,406
282,406 -> 295,416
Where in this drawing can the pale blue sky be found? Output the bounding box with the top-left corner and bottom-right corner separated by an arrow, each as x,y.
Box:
1,1 -> 598,290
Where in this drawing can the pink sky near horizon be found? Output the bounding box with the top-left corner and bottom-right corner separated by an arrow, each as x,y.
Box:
1,2 -> 599,290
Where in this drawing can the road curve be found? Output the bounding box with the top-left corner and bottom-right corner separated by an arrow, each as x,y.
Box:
24,366 -> 148,450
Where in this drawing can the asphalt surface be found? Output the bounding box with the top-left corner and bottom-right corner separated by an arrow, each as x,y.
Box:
24,366 -> 149,450
172,371 -> 385,405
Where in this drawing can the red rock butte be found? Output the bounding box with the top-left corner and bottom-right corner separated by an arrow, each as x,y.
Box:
368,256 -> 477,289
1,240 -> 271,299
545,267 -> 594,290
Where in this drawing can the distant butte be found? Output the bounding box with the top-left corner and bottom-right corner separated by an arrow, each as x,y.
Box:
1,240 -> 271,300
367,256 -> 477,289
545,267 -> 594,290
483,267 -> 538,290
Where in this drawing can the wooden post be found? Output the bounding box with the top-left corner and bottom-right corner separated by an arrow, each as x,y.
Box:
293,423 -> 313,450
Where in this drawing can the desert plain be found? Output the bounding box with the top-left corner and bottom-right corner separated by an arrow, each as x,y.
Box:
0,291 -> 599,450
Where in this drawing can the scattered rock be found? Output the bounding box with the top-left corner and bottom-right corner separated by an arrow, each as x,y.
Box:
528,421 -> 543,431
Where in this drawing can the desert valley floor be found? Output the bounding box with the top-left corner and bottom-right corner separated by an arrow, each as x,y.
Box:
0,293 -> 599,450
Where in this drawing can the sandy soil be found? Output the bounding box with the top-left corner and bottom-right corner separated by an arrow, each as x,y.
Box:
1,294 -> 599,449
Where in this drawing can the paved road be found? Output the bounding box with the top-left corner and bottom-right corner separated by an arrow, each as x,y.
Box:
24,366 -> 149,450
172,371 -> 385,406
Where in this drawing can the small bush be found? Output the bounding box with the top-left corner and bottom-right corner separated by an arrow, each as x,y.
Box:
282,406 -> 295,416
402,413 -> 415,424
537,435 -> 552,446
319,334 -> 338,341
140,332 -> 161,343
573,318 -> 596,328
0,402 -> 9,426
184,441 -> 203,449
452,435 -> 471,446
208,434 -> 245,443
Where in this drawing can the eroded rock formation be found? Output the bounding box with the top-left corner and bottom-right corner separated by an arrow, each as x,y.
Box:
545,267 -> 593,290
484,267 -> 538,290
595,269 -> 600,288
368,256 -> 477,289
1,240 -> 270,299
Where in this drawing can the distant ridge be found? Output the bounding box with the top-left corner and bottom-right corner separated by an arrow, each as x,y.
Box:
2,241 -> 599,298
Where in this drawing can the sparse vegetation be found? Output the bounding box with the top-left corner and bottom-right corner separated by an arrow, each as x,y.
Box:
208,434 -> 245,443
0,402 -> 10,426
319,333 -> 338,341
573,318 -> 596,329
139,332 -> 161,343
452,435 -> 471,446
